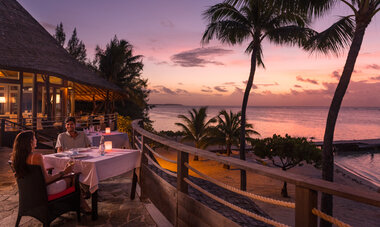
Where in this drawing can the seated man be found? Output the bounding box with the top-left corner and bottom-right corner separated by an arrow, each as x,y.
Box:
56,117 -> 91,152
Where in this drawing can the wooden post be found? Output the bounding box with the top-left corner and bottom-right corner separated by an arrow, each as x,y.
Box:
177,151 -> 189,194
41,87 -> 45,114
32,73 -> 37,130
52,88 -> 56,121
62,81 -> 68,119
139,134 -> 148,200
70,85 -> 75,116
114,112 -> 118,131
45,75 -> 51,121
0,118 -> 5,147
60,89 -> 64,123
17,72 -> 23,126
295,186 -> 317,227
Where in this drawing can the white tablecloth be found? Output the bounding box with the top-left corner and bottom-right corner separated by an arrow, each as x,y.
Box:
87,131 -> 130,148
43,149 -> 141,193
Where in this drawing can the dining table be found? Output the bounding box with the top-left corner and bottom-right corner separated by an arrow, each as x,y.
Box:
86,131 -> 130,148
43,148 -> 141,220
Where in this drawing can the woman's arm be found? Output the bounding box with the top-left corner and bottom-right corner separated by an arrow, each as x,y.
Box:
33,154 -> 72,184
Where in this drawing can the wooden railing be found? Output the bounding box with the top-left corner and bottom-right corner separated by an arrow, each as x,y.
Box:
0,113 -> 118,147
0,113 -> 117,131
131,119 -> 380,227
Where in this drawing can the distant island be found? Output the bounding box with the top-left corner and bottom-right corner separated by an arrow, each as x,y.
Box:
151,104 -> 184,106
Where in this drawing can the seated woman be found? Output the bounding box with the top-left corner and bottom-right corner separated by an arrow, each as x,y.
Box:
11,131 -> 91,213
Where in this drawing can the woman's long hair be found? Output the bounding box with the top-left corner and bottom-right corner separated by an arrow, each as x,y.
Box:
12,131 -> 34,178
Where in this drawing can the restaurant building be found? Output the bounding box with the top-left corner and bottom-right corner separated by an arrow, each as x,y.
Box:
0,0 -> 124,146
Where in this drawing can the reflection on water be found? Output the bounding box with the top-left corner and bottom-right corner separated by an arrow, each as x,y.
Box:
149,106 -> 380,141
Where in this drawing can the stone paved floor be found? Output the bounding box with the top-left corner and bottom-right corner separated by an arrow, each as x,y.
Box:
0,148 -> 156,227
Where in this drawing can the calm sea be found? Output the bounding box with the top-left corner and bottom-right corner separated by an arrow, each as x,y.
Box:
149,105 -> 380,188
149,105 -> 380,141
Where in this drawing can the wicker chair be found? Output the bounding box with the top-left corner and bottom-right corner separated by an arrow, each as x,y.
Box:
15,165 -> 81,227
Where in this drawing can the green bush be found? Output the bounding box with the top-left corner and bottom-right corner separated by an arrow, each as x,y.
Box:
252,134 -> 321,197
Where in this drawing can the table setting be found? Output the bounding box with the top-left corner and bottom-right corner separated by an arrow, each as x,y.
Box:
84,127 -> 130,149
43,146 -> 141,220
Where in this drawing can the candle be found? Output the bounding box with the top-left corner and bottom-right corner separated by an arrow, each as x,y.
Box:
105,127 -> 111,134
104,141 -> 112,151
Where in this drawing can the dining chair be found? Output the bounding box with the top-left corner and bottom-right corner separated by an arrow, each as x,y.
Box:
15,165 -> 81,227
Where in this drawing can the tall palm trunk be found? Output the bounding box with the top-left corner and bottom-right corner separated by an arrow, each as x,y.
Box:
194,143 -> 199,161
321,22 -> 368,227
223,143 -> 232,169
239,45 -> 258,191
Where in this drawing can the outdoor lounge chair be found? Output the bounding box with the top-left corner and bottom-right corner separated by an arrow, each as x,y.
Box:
15,165 -> 81,227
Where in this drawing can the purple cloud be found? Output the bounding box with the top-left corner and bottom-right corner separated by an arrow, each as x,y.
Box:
171,47 -> 233,67
366,64 -> 380,70
160,19 -> 174,28
370,75 -> 380,80
296,76 -> 319,85
176,89 -> 189,94
214,86 -> 228,92
332,71 -> 340,79
294,85 -> 302,88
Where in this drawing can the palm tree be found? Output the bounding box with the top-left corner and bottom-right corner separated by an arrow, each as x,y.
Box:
299,1 -> 380,225
208,110 -> 259,169
175,107 -> 216,161
202,0 -> 314,190
95,36 -> 146,115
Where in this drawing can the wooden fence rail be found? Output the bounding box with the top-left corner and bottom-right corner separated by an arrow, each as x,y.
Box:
132,120 -> 380,227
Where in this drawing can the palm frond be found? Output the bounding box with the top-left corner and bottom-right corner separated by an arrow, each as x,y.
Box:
304,16 -> 355,56
203,3 -> 250,24
202,21 -> 251,45
266,26 -> 317,47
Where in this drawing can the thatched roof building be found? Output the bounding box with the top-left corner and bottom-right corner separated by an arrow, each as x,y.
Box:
0,0 -> 121,93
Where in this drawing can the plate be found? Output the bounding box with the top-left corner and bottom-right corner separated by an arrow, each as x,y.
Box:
76,148 -> 91,152
70,154 -> 89,159
54,153 -> 68,158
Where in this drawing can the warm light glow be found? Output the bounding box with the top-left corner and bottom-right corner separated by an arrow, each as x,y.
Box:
11,97 -> 16,103
56,94 -> 60,104
0,97 -> 5,103
105,127 -> 111,134
105,141 -> 112,151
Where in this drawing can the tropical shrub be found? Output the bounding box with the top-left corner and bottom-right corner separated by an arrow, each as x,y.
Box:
252,134 -> 321,197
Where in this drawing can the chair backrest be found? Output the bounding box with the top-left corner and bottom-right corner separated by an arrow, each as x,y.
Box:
17,165 -> 49,212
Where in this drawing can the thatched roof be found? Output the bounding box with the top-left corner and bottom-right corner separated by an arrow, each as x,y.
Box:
0,0 -> 122,92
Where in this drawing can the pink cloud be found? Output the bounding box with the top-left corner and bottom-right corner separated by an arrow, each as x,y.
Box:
296,76 -> 319,85
366,64 -> 380,70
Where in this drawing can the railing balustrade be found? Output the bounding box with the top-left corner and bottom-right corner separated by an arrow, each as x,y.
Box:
132,119 -> 380,227
0,113 -> 118,147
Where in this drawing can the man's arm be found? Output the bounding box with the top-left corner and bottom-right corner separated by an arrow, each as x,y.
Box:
55,134 -> 63,152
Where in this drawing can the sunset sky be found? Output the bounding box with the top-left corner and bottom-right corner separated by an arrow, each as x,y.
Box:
19,0 -> 380,107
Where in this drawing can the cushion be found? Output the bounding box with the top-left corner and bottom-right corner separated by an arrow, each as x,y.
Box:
48,186 -> 75,201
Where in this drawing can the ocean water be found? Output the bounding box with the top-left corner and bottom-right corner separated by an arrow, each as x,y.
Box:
149,105 -> 380,141
149,105 -> 380,187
